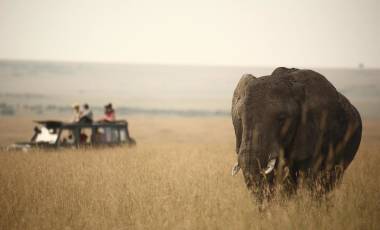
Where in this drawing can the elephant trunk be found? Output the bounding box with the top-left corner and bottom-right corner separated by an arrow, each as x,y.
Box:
233,129 -> 280,188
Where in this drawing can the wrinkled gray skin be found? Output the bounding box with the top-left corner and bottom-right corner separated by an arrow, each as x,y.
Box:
232,67 -> 362,199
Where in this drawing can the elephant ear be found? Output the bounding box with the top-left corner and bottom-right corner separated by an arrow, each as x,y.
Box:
231,74 -> 256,154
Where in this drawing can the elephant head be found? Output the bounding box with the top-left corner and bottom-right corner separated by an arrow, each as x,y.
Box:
231,68 -> 305,190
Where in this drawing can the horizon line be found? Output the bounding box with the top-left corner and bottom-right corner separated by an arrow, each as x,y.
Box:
0,58 -> 378,71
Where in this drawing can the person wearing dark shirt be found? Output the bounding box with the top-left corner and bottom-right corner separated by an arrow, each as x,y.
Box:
79,103 -> 93,123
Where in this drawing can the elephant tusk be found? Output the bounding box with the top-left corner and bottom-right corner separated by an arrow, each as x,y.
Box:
231,162 -> 240,176
264,159 -> 277,175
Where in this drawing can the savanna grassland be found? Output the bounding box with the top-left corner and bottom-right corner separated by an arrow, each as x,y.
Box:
0,116 -> 379,230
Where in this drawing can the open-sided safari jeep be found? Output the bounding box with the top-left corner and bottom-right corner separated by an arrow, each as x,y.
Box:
8,120 -> 136,151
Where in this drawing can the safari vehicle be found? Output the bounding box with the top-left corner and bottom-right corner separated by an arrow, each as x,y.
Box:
8,120 -> 136,151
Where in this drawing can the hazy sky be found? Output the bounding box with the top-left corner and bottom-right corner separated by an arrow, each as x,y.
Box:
0,0 -> 379,68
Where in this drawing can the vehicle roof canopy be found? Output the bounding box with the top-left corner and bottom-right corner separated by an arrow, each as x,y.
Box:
34,120 -> 128,129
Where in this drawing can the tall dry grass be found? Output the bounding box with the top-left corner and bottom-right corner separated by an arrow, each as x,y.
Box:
0,116 -> 379,229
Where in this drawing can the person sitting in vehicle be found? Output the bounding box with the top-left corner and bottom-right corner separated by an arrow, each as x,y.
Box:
79,103 -> 93,123
72,103 -> 81,122
98,103 -> 117,142
99,103 -> 116,122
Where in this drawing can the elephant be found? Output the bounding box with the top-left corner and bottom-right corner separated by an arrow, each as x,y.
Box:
231,67 -> 362,199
